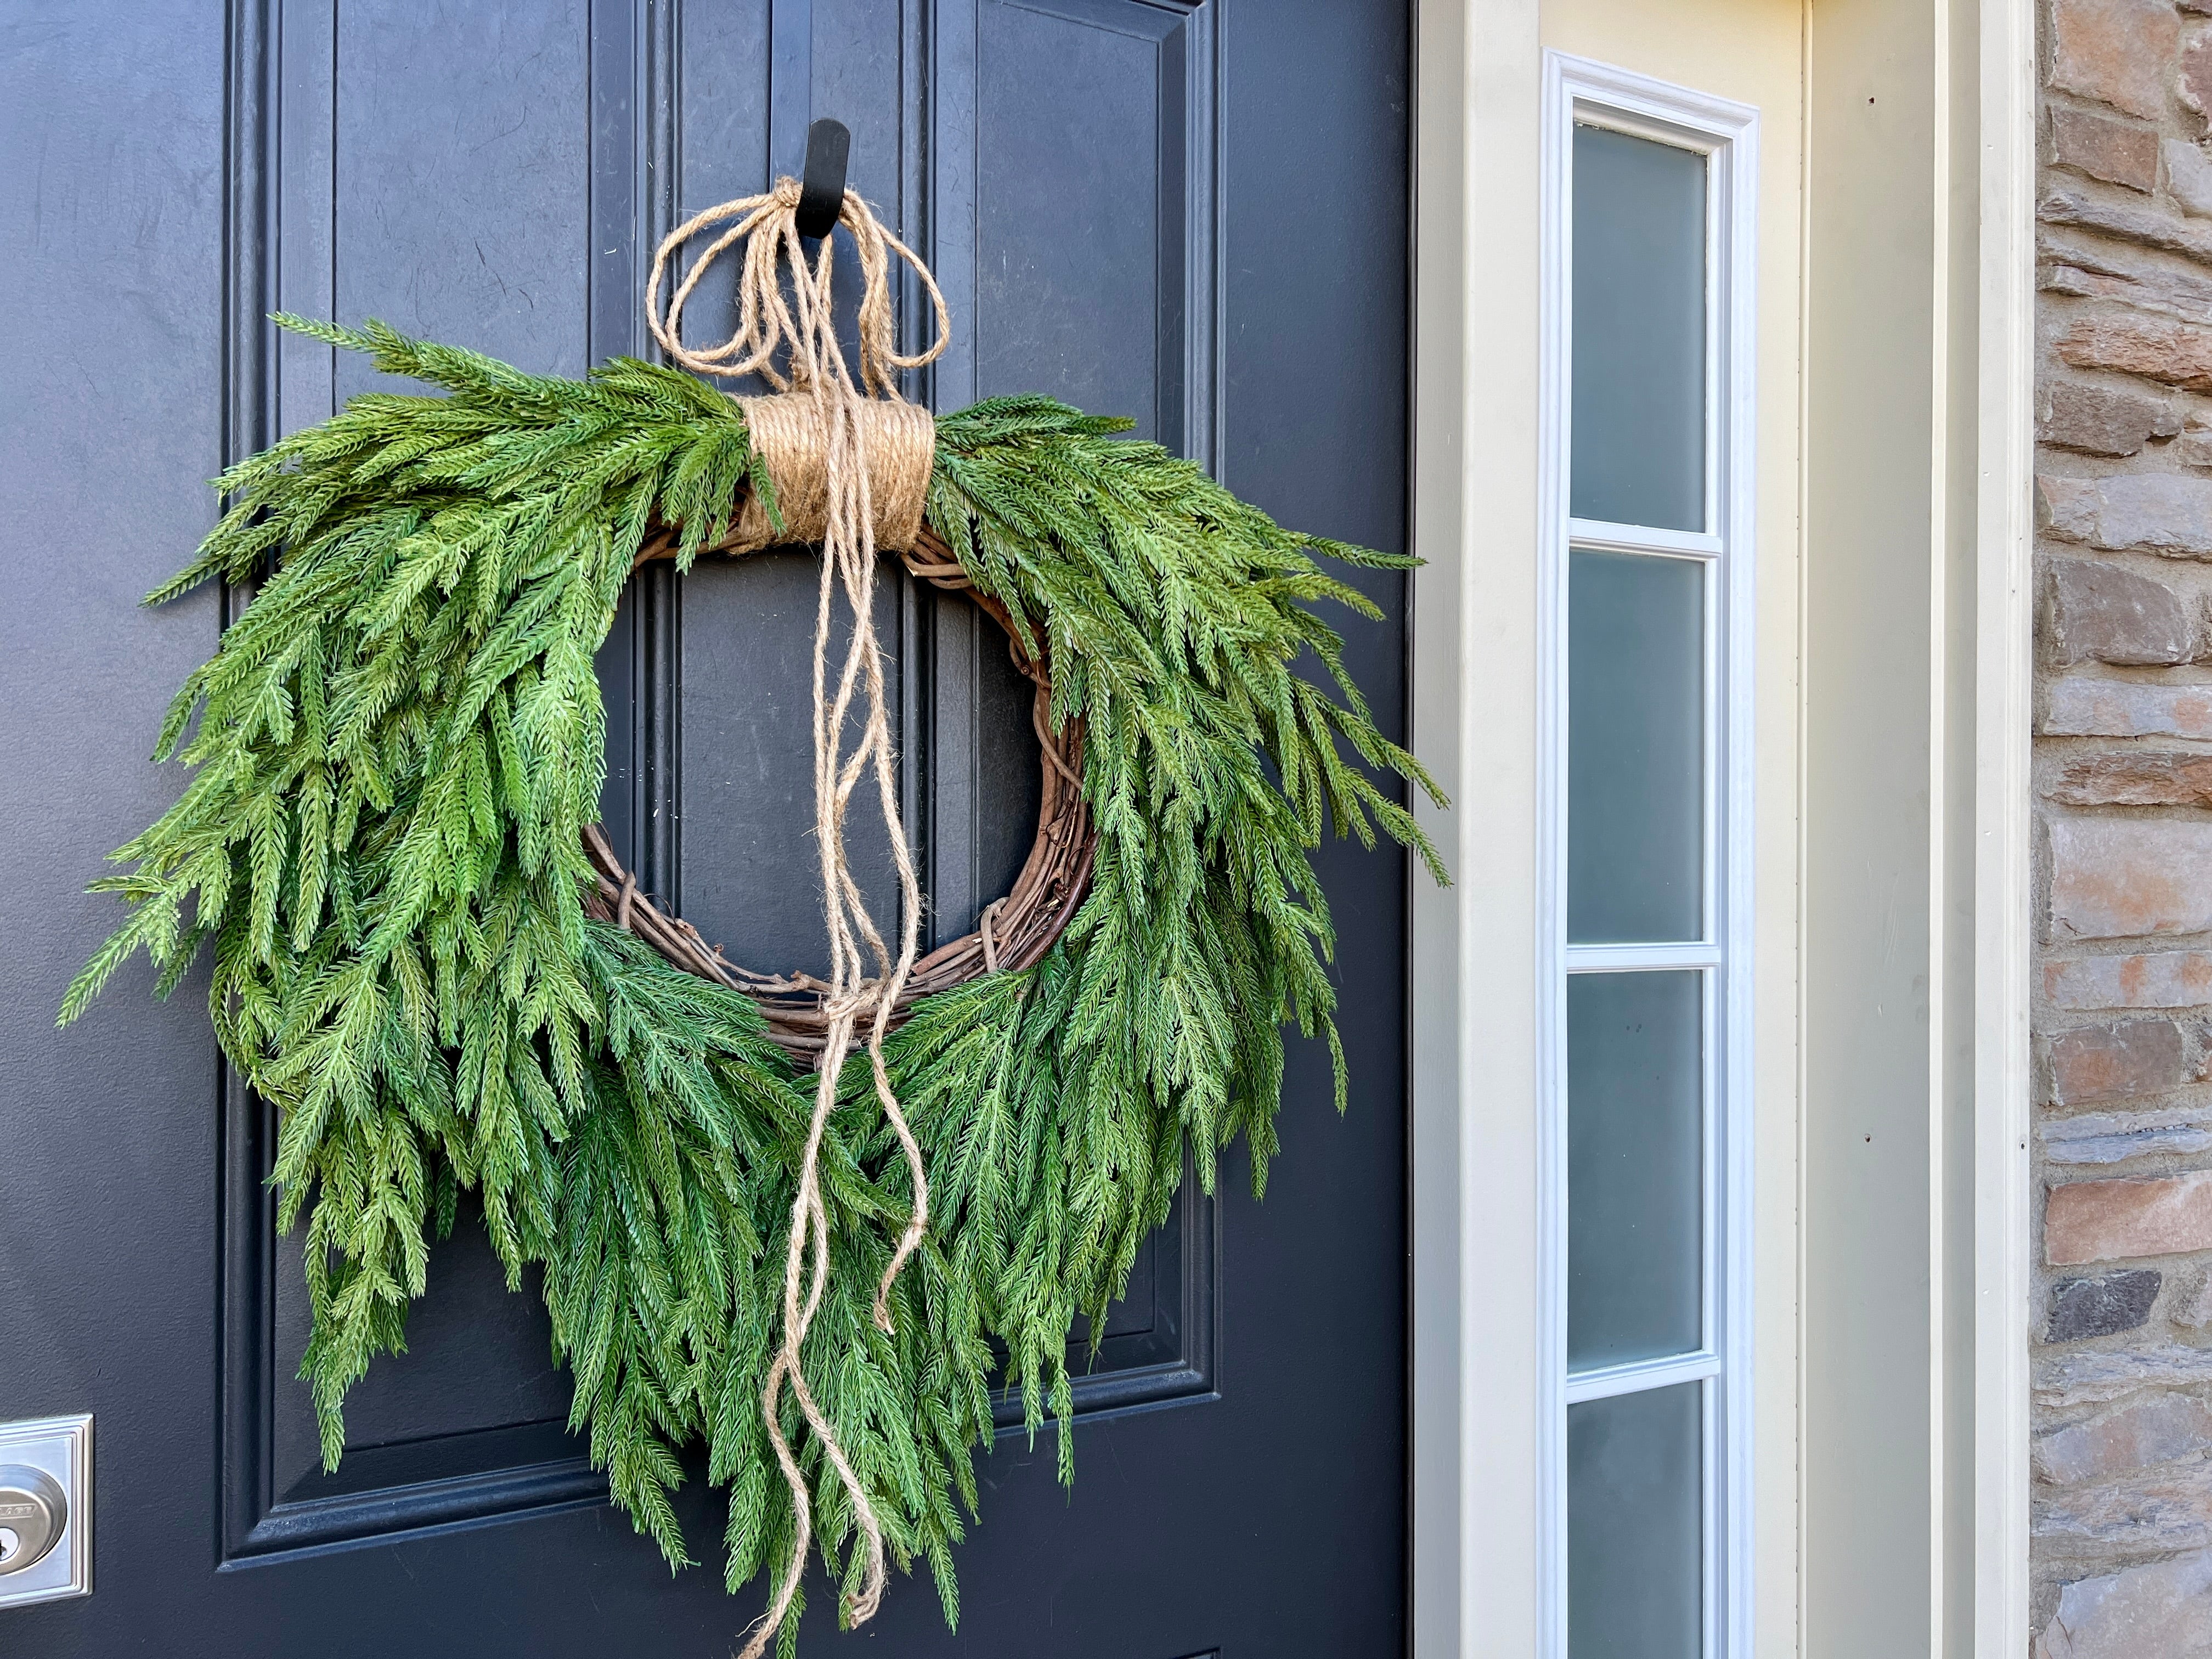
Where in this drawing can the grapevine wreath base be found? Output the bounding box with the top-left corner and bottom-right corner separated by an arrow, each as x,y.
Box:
594,522 -> 1094,1058
65,179 -> 1444,1654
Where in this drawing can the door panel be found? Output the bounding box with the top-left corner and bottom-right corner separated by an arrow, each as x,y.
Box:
330,2 -> 597,397
677,552 -> 912,979
951,0 -> 1216,457
1,2 -> 1409,1655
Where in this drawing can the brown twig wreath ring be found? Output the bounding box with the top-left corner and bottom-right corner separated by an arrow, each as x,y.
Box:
583,518 -> 1094,1061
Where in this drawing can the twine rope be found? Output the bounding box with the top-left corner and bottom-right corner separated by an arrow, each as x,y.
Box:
647,178 -> 947,1657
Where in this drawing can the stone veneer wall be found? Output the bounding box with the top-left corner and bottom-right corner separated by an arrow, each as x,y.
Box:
2034,0 -> 2212,1650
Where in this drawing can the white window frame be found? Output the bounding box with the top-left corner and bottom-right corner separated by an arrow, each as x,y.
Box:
1536,53 -> 1759,1659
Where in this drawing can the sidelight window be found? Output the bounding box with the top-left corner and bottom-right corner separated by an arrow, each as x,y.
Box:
1541,57 -> 1758,1659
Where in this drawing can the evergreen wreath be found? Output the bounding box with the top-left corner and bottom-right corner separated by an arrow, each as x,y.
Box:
63,179 -> 1445,1652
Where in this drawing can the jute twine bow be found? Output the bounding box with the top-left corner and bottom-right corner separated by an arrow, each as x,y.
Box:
645,177 -> 949,1655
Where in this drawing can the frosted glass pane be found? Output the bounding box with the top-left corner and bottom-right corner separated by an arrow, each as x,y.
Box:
1571,125 -> 1707,532
1568,971 -> 1702,1370
1568,550 -> 1703,945
1569,1384 -> 1703,1659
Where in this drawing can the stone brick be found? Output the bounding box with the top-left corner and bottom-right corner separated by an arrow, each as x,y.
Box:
2181,430 -> 2212,469
2043,236 -> 2212,325
2050,105 -> 2164,190
2050,818 -> 2212,938
2182,1272 -> 2212,1326
2036,1548 -> 2212,1658
2039,1341 -> 2212,1407
2049,751 -> 2212,805
2047,1018 -> 2197,1103
2049,1269 -> 2167,1340
2057,314 -> 2212,394
2041,472 -> 2212,555
2046,678 -> 2212,737
2041,380 -> 2182,455
2048,1170 -> 2212,1263
2047,951 -> 2212,1008
2060,106 -> 2159,184
2190,30 -> 2212,129
2052,0 -> 2183,119
2047,1107 -> 2212,1164
2036,1457 -> 2212,1552
2047,561 -> 2199,663
2044,188 -> 2212,267
2173,137 -> 2212,213
2038,1391 -> 2212,1482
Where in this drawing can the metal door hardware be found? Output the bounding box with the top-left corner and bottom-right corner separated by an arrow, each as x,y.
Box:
0,1416 -> 90,1610
0,1465 -> 65,1574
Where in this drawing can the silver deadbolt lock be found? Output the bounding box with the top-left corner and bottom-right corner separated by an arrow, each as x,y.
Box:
0,1465 -> 67,1577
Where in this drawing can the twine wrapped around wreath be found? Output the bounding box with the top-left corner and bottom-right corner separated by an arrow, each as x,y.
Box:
627,177 -> 951,1655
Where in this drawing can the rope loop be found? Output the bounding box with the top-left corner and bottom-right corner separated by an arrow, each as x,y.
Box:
644,177 -> 950,396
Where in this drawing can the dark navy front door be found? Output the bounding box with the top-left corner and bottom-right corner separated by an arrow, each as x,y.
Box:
1,3 -> 1412,1654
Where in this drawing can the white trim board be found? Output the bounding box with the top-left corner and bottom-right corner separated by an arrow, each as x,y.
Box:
1973,0 -> 2036,1652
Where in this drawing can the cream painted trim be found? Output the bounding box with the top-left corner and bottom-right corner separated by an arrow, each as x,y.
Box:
1973,0 -> 2035,1653
1411,1 -> 1543,1655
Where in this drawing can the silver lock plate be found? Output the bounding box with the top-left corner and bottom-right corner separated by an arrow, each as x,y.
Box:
0,1415 -> 90,1611
0,1465 -> 66,1576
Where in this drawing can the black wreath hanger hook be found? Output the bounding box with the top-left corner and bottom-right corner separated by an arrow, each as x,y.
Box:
794,117 -> 850,240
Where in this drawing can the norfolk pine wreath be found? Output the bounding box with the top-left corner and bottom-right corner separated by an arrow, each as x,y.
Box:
62,177 -> 1447,1652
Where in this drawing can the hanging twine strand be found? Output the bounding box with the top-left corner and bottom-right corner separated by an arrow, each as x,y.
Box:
646,178 -> 947,1657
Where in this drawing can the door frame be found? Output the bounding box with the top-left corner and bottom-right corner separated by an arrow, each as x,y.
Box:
1404,1 -> 2035,1654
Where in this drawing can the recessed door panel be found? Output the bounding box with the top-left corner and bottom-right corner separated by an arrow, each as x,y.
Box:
331,2 -> 595,399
